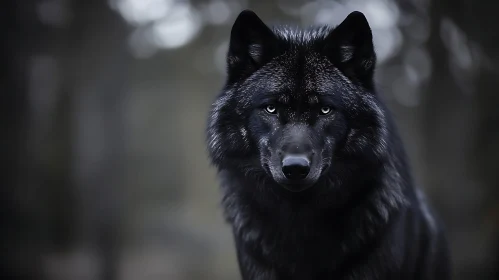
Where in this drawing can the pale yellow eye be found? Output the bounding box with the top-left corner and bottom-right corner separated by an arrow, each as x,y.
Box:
320,106 -> 331,115
265,105 -> 277,114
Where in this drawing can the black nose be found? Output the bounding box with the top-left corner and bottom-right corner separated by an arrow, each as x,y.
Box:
282,156 -> 310,180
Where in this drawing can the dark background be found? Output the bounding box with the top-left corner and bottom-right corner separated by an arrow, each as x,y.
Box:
2,0 -> 498,279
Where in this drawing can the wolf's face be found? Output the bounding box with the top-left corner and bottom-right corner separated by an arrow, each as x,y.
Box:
208,11 -> 387,192
243,55 -> 352,192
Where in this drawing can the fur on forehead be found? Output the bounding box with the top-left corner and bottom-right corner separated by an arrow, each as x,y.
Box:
232,47 -> 367,111
272,25 -> 333,47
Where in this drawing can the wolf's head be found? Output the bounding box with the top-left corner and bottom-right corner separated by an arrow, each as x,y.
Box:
208,10 -> 388,192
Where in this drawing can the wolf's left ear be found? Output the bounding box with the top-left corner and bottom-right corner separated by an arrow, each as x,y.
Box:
324,11 -> 376,89
227,10 -> 279,82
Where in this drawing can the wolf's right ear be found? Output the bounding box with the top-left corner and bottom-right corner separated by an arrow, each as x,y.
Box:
323,11 -> 376,89
227,10 -> 278,81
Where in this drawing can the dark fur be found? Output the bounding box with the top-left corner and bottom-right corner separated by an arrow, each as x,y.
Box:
206,10 -> 451,280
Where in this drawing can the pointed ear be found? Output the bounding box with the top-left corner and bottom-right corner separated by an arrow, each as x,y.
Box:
323,11 -> 376,89
227,10 -> 279,82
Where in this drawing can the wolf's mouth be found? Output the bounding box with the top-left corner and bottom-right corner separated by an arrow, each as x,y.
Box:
279,180 -> 315,192
274,168 -> 318,192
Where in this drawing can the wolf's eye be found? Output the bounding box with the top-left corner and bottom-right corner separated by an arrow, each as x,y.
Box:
320,106 -> 332,115
265,105 -> 277,114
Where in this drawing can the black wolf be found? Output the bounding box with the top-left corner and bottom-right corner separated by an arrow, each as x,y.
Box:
206,10 -> 451,280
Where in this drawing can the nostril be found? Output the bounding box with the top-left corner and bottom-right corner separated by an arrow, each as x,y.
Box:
282,156 -> 310,180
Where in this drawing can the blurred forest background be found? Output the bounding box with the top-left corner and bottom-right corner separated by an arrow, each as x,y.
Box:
2,0 -> 499,279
